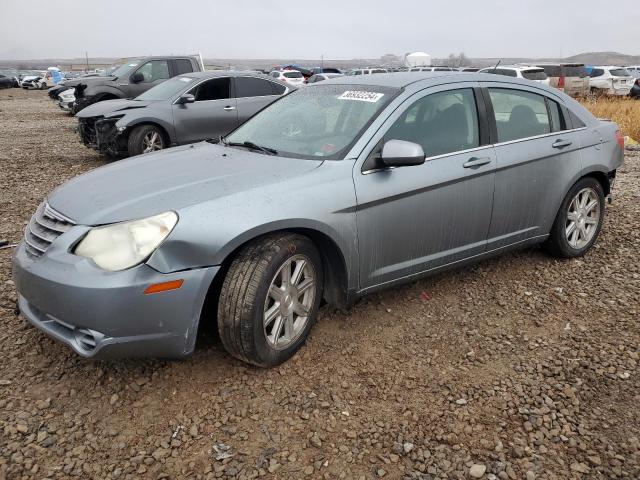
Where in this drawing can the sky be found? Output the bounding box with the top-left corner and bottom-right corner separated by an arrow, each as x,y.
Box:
0,0 -> 637,60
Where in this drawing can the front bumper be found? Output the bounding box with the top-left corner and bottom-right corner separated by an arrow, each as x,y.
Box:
78,117 -> 128,156
12,235 -> 219,359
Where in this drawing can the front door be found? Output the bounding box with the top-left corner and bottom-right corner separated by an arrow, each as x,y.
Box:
127,60 -> 171,98
354,84 -> 496,291
172,77 -> 238,144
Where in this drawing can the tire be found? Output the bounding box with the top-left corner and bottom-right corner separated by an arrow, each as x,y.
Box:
217,233 -> 324,367
127,124 -> 166,157
544,177 -> 605,258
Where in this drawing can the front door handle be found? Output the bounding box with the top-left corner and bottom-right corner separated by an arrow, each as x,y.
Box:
552,139 -> 572,149
463,156 -> 492,168
223,105 -> 236,111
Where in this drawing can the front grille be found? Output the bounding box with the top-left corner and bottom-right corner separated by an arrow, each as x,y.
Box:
24,202 -> 75,258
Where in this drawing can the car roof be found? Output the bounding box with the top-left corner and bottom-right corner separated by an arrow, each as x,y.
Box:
319,71 -> 564,93
178,70 -> 276,79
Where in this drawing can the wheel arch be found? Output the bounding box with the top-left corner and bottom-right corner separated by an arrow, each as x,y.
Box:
197,226 -> 352,333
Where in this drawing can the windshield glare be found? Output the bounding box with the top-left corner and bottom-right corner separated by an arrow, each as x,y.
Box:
110,61 -> 141,78
226,85 -> 397,159
136,75 -> 195,101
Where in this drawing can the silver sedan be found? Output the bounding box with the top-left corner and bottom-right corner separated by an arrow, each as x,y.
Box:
13,72 -> 623,366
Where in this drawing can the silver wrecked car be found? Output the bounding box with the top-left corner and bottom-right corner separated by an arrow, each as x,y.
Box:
13,73 -> 623,366
76,71 -> 289,157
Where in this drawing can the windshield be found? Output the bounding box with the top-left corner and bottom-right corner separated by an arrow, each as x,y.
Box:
136,75 -> 196,101
283,71 -> 303,78
522,69 -> 547,80
610,68 -> 630,77
110,60 -> 141,78
225,84 -> 398,160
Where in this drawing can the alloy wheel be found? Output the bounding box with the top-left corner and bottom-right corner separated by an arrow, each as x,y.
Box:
263,254 -> 316,350
565,187 -> 601,249
142,131 -> 163,153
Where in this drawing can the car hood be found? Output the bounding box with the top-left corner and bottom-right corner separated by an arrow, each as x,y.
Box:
47,143 -> 324,225
76,98 -> 156,118
65,75 -> 116,88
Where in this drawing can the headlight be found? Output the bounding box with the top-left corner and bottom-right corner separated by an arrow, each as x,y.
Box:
74,212 -> 178,271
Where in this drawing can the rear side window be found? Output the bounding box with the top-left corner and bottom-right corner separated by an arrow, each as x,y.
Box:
235,77 -> 276,97
539,65 -> 561,77
385,88 -> 479,157
562,66 -> 588,77
488,88 -> 550,142
610,68 -> 630,77
566,108 -> 586,129
190,77 -> 230,101
174,59 -> 194,75
547,100 -> 566,132
522,70 -> 547,80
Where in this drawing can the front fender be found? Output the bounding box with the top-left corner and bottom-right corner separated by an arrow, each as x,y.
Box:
117,114 -> 177,145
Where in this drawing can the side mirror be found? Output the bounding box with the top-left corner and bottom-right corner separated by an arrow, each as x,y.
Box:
176,94 -> 195,105
130,72 -> 144,84
380,139 -> 425,167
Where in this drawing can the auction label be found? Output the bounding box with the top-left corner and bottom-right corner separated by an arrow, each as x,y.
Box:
338,91 -> 384,102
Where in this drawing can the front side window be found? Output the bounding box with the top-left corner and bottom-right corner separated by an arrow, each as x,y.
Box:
384,88 -> 480,157
135,60 -> 170,83
189,77 -> 230,101
489,88 -> 550,142
235,77 -> 275,97
225,85 -> 397,159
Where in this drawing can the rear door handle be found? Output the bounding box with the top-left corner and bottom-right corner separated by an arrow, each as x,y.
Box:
462,156 -> 492,168
223,106 -> 236,111
552,139 -> 572,149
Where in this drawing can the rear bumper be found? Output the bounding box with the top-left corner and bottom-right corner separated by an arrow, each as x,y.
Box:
12,239 -> 219,359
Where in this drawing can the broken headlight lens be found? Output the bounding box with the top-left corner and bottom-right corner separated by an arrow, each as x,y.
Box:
74,212 -> 178,271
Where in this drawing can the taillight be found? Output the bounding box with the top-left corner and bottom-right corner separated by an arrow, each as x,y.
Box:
558,75 -> 565,88
615,130 -> 624,149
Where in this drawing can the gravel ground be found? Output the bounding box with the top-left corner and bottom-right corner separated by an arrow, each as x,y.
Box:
0,88 -> 639,480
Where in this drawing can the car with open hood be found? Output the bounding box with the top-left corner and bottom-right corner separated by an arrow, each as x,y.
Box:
13,72 -> 623,366
76,71 -> 289,157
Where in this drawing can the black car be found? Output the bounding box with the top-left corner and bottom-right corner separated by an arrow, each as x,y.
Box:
62,56 -> 203,113
0,74 -> 18,88
631,78 -> 640,99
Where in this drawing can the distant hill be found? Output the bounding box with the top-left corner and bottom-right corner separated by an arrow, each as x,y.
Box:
1,51 -> 639,71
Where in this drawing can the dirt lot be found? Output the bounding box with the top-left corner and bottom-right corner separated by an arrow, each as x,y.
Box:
0,88 -> 638,480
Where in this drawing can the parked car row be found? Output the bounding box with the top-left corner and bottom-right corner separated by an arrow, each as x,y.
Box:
12,71 -> 624,366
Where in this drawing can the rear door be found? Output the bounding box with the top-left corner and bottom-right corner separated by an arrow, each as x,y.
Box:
482,83 -> 583,249
353,83 -> 497,290
233,76 -> 285,124
172,77 -> 238,144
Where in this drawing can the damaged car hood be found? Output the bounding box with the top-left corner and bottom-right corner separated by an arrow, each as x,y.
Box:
47,143 -> 324,225
76,98 -> 155,118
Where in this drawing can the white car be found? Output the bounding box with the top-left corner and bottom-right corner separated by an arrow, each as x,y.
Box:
57,88 -> 76,111
409,66 -> 455,72
589,66 -> 634,96
269,69 -> 305,87
625,66 -> 640,78
347,68 -> 388,75
478,65 -> 550,85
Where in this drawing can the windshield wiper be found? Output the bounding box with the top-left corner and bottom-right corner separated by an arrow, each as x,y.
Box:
224,140 -> 278,155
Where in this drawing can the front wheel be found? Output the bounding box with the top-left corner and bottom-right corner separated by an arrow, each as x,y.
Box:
217,233 -> 323,367
544,177 -> 605,258
127,124 -> 166,157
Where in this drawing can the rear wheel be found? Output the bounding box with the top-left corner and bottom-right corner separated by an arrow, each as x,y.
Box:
217,233 -> 323,367
544,177 -> 605,258
127,124 -> 166,157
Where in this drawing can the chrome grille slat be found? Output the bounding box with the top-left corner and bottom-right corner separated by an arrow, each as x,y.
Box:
24,202 -> 74,258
